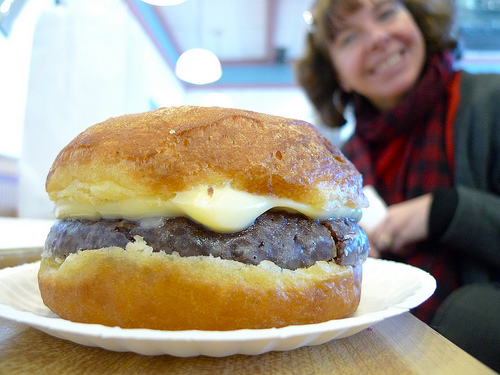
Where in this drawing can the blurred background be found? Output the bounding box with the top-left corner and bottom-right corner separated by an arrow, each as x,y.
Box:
1,0 -> 499,219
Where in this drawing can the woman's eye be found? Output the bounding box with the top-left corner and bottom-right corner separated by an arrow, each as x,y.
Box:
376,2 -> 401,21
337,32 -> 358,47
378,8 -> 396,21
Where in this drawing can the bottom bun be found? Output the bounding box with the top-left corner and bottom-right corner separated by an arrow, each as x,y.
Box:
38,236 -> 362,331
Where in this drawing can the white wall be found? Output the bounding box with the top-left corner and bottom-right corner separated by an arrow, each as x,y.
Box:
18,0 -> 184,218
0,0 -> 52,158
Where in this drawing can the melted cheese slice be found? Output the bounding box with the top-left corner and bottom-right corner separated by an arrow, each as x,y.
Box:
54,185 -> 362,232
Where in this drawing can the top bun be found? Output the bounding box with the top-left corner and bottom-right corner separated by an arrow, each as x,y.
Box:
46,106 -> 367,212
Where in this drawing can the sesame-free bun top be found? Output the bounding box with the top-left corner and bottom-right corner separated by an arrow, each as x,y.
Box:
46,106 -> 367,220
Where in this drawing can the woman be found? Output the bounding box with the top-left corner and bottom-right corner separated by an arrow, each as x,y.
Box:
296,0 -> 500,369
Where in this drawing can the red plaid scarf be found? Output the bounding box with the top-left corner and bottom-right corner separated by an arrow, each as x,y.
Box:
342,53 -> 461,323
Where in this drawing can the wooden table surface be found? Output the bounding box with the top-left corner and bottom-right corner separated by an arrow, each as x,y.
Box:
0,312 -> 495,375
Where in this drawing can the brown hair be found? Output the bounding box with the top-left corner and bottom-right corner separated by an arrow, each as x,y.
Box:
295,0 -> 457,127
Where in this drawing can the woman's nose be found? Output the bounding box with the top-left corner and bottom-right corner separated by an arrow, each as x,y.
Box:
366,24 -> 390,49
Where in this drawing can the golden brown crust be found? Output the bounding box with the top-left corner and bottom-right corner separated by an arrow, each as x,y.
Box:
45,106 -> 367,211
38,238 -> 362,331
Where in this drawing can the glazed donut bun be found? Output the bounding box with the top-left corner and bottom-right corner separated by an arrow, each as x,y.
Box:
39,106 -> 369,331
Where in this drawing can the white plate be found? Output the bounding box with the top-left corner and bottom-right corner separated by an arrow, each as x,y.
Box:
0,258 -> 435,357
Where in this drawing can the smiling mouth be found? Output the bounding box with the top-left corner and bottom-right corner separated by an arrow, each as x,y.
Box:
373,51 -> 404,74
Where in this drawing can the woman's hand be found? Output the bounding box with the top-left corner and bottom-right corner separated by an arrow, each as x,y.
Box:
368,194 -> 433,256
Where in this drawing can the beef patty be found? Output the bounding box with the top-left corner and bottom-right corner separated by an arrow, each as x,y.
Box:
44,211 -> 368,270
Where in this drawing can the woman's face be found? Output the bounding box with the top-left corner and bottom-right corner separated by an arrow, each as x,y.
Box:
327,0 -> 426,111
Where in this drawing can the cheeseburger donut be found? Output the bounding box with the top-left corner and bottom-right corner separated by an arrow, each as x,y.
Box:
39,106 -> 369,331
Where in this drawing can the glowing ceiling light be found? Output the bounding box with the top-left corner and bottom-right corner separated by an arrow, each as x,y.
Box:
0,0 -> 14,14
303,11 -> 314,26
175,48 -> 222,85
